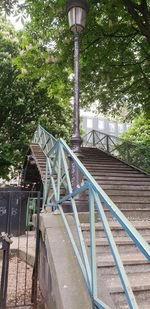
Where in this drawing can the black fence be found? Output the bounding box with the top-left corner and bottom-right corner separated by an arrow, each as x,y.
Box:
0,190 -> 41,308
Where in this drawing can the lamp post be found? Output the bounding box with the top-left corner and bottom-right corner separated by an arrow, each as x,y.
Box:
67,0 -> 89,156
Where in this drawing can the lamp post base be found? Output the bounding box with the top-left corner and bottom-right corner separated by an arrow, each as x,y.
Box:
71,135 -> 84,205
71,135 -> 83,157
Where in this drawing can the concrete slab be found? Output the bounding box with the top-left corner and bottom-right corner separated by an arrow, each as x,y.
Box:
39,212 -> 92,309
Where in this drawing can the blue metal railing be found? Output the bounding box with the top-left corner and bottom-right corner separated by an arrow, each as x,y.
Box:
33,125 -> 150,309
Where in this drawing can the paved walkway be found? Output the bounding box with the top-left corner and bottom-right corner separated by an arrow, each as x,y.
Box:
10,231 -> 36,266
0,231 -> 36,307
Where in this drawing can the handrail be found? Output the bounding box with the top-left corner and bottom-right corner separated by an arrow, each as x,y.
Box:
81,130 -> 150,174
32,125 -> 150,309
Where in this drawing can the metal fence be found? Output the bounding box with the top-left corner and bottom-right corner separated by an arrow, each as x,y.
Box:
0,190 -> 41,308
82,130 -> 150,174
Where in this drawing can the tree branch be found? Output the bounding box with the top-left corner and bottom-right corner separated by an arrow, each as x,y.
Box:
82,30 -> 138,52
138,64 -> 150,92
123,0 -> 150,44
109,56 -> 150,67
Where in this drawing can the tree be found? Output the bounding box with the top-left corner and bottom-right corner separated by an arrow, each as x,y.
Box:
118,114 -> 150,172
16,0 -> 149,119
121,113 -> 150,146
0,17 -> 72,178
1,1 -> 150,118
2,1 -> 149,119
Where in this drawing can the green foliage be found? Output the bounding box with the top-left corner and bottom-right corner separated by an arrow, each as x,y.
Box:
1,1 -> 150,118
0,0 -> 18,14
118,114 -> 150,173
121,114 -> 150,146
0,17 -> 72,178
20,0 -> 150,119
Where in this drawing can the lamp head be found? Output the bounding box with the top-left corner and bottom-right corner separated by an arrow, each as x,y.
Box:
66,0 -> 89,33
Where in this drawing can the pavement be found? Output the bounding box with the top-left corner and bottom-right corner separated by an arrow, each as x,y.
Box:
0,231 -> 38,307
10,230 -> 36,266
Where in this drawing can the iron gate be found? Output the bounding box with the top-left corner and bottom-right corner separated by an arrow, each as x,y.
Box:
0,190 -> 41,308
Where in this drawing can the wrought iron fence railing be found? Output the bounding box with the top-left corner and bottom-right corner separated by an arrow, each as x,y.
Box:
32,125 -> 150,309
82,130 -> 150,174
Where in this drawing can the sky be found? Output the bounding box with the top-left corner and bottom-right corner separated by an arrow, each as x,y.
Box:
8,15 -> 24,30
7,0 -> 26,30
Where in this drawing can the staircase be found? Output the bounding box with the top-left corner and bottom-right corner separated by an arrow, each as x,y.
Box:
80,147 -> 150,308
29,140 -> 150,308
30,144 -> 46,180
81,147 -> 150,220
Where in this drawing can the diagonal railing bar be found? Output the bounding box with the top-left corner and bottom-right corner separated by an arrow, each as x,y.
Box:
108,139 -> 128,154
84,130 -> 93,147
94,297 -> 111,309
32,125 -> 150,309
59,144 -> 92,290
58,204 -> 90,288
58,182 -> 89,204
94,131 -> 106,149
56,149 -> 61,201
94,191 -> 138,309
45,157 -> 57,205
89,187 -> 97,299
108,135 -> 116,147
43,158 -> 49,207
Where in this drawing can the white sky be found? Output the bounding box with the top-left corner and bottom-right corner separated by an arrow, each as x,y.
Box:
7,0 -> 26,30
8,15 -> 24,30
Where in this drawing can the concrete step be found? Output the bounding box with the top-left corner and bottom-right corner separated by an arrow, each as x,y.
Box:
80,197 -> 150,210
86,234 -> 150,247
81,221 -> 150,238
94,176 -> 150,182
84,163 -> 130,168
88,166 -> 141,173
94,177 -> 150,187
100,270 -> 150,293
92,172 -> 148,178
82,221 -> 150,230
77,206 -> 150,220
101,272 -> 150,308
104,209 -> 150,220
84,165 -> 136,171
105,202 -> 150,209
102,185 -> 150,191
86,235 -> 150,254
96,252 -> 150,275
104,190 -> 150,197
109,196 -> 150,203
82,159 -> 123,163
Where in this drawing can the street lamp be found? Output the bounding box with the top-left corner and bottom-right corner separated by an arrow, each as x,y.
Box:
67,0 -> 89,156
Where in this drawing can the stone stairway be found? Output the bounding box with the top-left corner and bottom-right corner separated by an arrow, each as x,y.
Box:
30,144 -> 46,180
30,143 -> 150,308
81,220 -> 150,308
81,147 -> 150,220
80,147 -> 150,308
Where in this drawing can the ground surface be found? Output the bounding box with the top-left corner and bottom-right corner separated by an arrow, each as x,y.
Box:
0,231 -> 44,308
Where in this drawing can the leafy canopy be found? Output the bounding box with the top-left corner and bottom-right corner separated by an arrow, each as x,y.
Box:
121,114 -> 150,146
14,0 -> 150,119
0,17 -> 72,178
119,114 -> 150,173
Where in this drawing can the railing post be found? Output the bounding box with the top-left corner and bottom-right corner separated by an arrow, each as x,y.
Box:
93,131 -> 95,147
126,142 -> 130,164
31,192 -> 41,307
106,135 -> 109,152
0,234 -> 12,309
